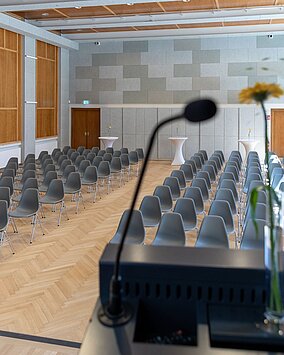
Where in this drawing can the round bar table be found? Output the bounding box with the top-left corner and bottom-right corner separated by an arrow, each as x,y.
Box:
238,139 -> 259,163
168,137 -> 188,165
99,136 -> 118,149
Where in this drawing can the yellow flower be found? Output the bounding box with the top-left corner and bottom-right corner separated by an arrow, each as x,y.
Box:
239,82 -> 284,104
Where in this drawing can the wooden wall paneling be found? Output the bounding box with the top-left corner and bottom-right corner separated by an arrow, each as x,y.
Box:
5,30 -> 18,51
0,50 -> 18,108
0,111 -> 18,142
271,109 -> 284,157
17,34 -> 22,141
0,29 -> 4,48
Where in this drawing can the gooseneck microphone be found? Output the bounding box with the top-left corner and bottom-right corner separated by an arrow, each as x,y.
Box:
98,99 -> 217,327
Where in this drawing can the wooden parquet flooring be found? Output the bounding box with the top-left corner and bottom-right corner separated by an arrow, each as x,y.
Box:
0,161 -> 236,354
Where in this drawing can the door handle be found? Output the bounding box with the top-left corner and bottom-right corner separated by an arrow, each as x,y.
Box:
85,132 -> 87,136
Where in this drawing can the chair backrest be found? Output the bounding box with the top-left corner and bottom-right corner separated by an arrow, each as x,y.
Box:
78,160 -> 91,175
18,188 -> 39,214
82,149 -> 91,157
219,179 -> 238,202
46,179 -> 64,200
171,170 -> 186,189
129,151 -> 139,164
82,166 -> 98,183
20,170 -> 36,183
0,176 -> 14,196
208,200 -> 234,234
180,164 -> 194,182
279,181 -> 284,192
98,160 -> 111,176
7,157 -> 18,170
206,160 -> 218,176
190,156 -> 202,170
214,150 -> 225,164
210,155 -> 222,170
62,145 -> 71,155
24,162 -> 37,171
136,148 -> 144,160
228,156 -> 241,170
218,172 -> 236,185
106,147 -> 114,154
110,209 -> 145,244
121,154 -> 130,167
43,164 -> 56,175
37,151 -> 48,161
74,155 -> 85,169
243,173 -> 262,193
185,159 -> 197,175
120,148 -> 129,154
152,212 -> 185,246
110,157 -> 122,171
86,152 -> 96,162
191,178 -> 209,200
245,166 -> 262,178
241,219 -> 266,250
103,153 -> 112,162
67,148 -> 76,159
113,150 -> 122,157
247,180 -> 265,195
244,202 -> 266,228
0,186 -> 10,208
63,165 -> 76,180
70,151 -> 80,163
139,195 -> 162,226
1,169 -> 15,180
153,185 -> 173,212
97,150 -> 106,157
0,200 -> 8,231
271,167 -> 283,182
196,171 -> 211,190
163,176 -> 180,200
195,215 -> 229,248
173,197 -> 197,230
201,164 -> 217,182
272,174 -> 284,189
224,165 -> 239,182
57,155 -> 68,167
199,150 -> 208,161
92,156 -> 103,168
42,171 -> 58,187
24,158 -> 36,165
183,186 -> 204,214
51,148 -> 61,158
91,147 -> 99,155
21,177 -> 38,192
194,152 -> 205,165
77,146 -> 85,155
60,159 -> 72,172
41,154 -> 52,164
214,188 -> 236,215
5,162 -> 18,173
226,161 -> 240,173
53,151 -> 63,163
64,172 -> 81,191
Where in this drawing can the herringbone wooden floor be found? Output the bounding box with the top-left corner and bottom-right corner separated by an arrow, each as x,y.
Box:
0,161 -> 235,354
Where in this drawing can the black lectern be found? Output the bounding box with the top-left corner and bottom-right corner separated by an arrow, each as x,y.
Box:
79,244 -> 284,354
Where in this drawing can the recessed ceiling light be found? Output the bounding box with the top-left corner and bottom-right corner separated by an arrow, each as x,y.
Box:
182,0 -> 191,2
41,12 -> 49,16
127,2 -> 134,5
75,6 -> 82,9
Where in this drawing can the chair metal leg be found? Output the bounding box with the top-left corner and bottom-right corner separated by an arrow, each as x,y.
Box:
10,217 -> 18,233
93,184 -> 97,203
79,191 -> 85,209
30,215 -> 37,243
4,230 -> 15,254
36,212 -> 45,236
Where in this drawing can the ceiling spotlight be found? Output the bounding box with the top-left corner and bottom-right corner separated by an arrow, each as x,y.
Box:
75,6 -> 82,9
182,0 -> 191,2
41,12 -> 49,16
127,2 -> 134,5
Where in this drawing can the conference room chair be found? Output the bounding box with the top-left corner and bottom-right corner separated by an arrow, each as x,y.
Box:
214,150 -> 225,165
243,173 -> 262,195
139,195 -> 162,228
195,215 -> 229,249
36,151 -> 47,164
218,172 -> 236,186
110,157 -> 123,187
194,152 -> 205,165
240,219 -> 265,250
191,178 -> 210,203
0,176 -> 14,196
209,155 -> 222,172
183,186 -> 206,216
218,179 -> 239,204
56,155 -> 68,170
70,152 -> 80,165
1,169 -> 15,182
171,170 -> 186,190
224,165 -> 239,183
113,150 -> 121,158
5,157 -> 18,171
53,151 -> 63,165
152,212 -> 185,246
215,188 -> 237,216
106,147 -> 114,155
201,164 -> 217,184
81,166 -> 98,203
12,178 -> 38,204
103,153 -> 112,163
0,186 -> 10,209
199,150 -> 208,162
82,149 -> 91,157
272,174 -> 284,189
228,156 -> 242,171
153,185 -> 173,213
120,148 -> 129,155
279,182 -> 284,192
67,148 -> 76,159
179,164 -> 194,183
184,159 -> 197,176
110,209 -> 145,244
196,171 -> 212,194
51,148 -> 61,160
243,202 -> 266,230
4,162 -> 18,175
121,154 -> 130,182
14,170 -> 36,191
206,160 -> 218,177
163,176 -> 181,201
62,146 -> 71,155
64,172 -> 84,214
136,148 -> 144,162
86,152 -> 96,163
173,197 -> 198,232
97,161 -> 111,194
40,179 -> 68,226
78,160 -> 91,178
271,167 -> 283,181
129,151 -> 139,176
77,146 -> 85,155
190,156 -> 202,171
226,161 -> 240,175
91,147 -> 99,155
92,156 -> 103,168
97,150 -> 106,157
58,159 -> 72,177
40,164 -> 56,181
62,165 -> 76,184
9,188 -> 44,244
39,171 -> 58,193
74,156 -> 85,170
0,200 -> 14,254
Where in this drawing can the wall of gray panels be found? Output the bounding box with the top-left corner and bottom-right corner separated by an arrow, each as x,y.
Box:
100,108 -> 123,150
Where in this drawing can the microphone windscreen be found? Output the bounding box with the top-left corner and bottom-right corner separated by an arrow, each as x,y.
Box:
184,99 -> 217,122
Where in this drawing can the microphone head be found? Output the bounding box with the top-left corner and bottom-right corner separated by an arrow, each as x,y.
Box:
183,99 -> 217,122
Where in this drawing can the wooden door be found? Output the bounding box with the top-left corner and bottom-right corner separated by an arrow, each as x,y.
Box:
72,109 -> 87,149
86,108 -> 100,148
271,109 -> 284,157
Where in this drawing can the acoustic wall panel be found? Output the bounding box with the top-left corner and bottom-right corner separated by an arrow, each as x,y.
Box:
101,108 -> 123,150
224,108 -> 239,160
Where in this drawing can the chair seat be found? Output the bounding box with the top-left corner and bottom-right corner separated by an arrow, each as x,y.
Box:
38,184 -> 48,193
14,183 -> 23,191
40,196 -> 63,204
81,179 -> 96,185
111,168 -> 121,173
143,216 -> 160,227
9,207 -> 36,218
98,174 -> 109,179
152,234 -> 184,246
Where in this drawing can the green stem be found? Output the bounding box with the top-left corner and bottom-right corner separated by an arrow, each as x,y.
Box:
261,101 -> 283,313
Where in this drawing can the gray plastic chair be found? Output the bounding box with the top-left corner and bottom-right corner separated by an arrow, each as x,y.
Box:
64,172 -> 84,214
74,155 -> 85,170
243,173 -> 262,194
247,180 -> 265,195
218,172 -> 236,185
36,151 -> 48,164
152,212 -> 186,246
56,154 -> 68,169
243,202 -> 266,230
163,176 -> 181,200
53,151 -> 63,164
106,147 -> 114,155
0,200 -> 14,254
86,152 -> 96,163
14,170 -> 36,191
97,150 -> 106,157
213,152 -> 224,166
190,156 -> 202,170
39,171 -> 58,193
0,186 -> 10,208
179,164 -> 194,183
121,154 -> 130,181
0,176 -> 14,196
113,150 -> 122,157
215,188 -> 237,215
226,161 -> 240,174
153,185 -> 173,212
9,188 -> 44,243
229,157 -> 242,171
209,200 -> 237,245
214,150 -> 225,164
136,148 -> 144,161
171,170 -> 186,190
70,151 -> 80,164
194,152 -> 205,165
224,165 -> 239,183
77,146 -> 85,155
279,182 -> 284,192
82,149 -> 91,157
110,209 -> 145,244
196,171 -> 211,192
129,151 -> 139,176
219,179 -> 238,203
51,148 -> 61,159
206,160 -> 218,176
173,198 -> 198,232
245,166 -> 262,179
81,166 -> 98,203
78,160 -> 91,178
92,156 -> 103,168
97,161 -> 111,194
195,215 -> 229,249
62,146 -> 71,155
120,148 -> 129,155
201,164 -> 217,183
199,150 -> 208,161
139,195 -> 162,227
103,153 -> 113,163
58,159 -> 72,177
1,169 -> 15,181
191,178 -> 210,202
240,219 -> 265,250
62,165 -> 76,183
4,162 -> 17,174
210,156 -> 222,171
40,179 -> 68,226
183,186 -> 205,215
110,157 -> 123,187
91,147 -> 99,155
185,159 -> 197,175
12,177 -> 38,203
